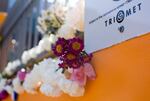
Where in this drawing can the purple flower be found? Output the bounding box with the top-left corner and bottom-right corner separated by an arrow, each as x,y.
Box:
69,60 -> 81,69
60,52 -> 81,69
64,52 -> 77,62
68,38 -> 84,54
80,53 -> 93,63
0,90 -> 9,100
52,37 -> 93,72
52,38 -> 67,56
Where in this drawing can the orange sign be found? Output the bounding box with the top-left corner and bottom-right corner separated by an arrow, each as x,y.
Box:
0,12 -> 7,28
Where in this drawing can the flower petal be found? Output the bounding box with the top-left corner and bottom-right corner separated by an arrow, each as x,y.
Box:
70,66 -> 87,86
84,63 -> 96,80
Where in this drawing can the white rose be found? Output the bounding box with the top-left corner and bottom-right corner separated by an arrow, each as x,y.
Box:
13,77 -> 24,94
0,79 -> 6,91
49,34 -> 58,44
22,51 -> 31,64
29,48 -> 38,59
4,85 -> 13,95
40,83 -> 62,97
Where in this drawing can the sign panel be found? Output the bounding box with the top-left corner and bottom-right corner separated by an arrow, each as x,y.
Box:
85,0 -> 150,53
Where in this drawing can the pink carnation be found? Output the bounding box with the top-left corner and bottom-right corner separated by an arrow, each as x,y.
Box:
18,70 -> 26,81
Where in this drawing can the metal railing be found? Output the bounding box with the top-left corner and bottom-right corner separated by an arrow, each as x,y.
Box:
0,0 -> 33,41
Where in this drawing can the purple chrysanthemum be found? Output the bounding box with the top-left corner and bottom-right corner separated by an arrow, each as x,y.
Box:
52,38 -> 67,56
69,60 -> 81,69
68,38 -> 84,54
63,52 -> 77,63
52,37 -> 93,71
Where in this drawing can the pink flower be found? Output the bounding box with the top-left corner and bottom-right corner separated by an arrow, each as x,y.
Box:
17,69 -> 26,81
70,66 -> 87,86
84,63 -> 96,80
70,63 -> 96,86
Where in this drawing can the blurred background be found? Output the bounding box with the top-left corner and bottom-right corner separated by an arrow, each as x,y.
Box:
0,0 -> 53,71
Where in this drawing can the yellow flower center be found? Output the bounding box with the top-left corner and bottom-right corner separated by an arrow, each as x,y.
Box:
67,54 -> 76,60
72,42 -> 81,51
56,44 -> 63,53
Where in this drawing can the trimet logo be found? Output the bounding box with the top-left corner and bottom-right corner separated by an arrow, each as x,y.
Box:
105,2 -> 142,27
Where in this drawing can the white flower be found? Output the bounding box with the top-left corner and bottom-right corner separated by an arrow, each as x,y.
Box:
40,83 -> 62,97
28,47 -> 38,59
5,60 -> 21,76
23,67 -> 41,94
12,77 -> 24,94
0,79 -> 6,91
37,17 -> 43,25
23,73 -> 38,94
23,58 -> 60,95
36,25 -> 45,34
22,36 -> 56,64
67,82 -> 84,97
38,37 -> 51,51
38,35 -> 57,51
38,59 -> 63,97
42,59 -> 85,97
58,79 -> 85,97
41,58 -> 85,97
21,51 -> 31,64
37,1 -> 68,35
23,59 -> 52,93
35,46 -> 45,55
57,24 -> 75,39
42,59 -> 61,86
41,10 -> 50,17
57,0 -> 84,39
50,2 -> 68,21
59,0 -> 84,33
69,0 -> 84,31
5,63 -> 13,76
23,57 -> 85,97
4,85 -> 13,95
49,34 -> 58,44
67,0 -> 79,8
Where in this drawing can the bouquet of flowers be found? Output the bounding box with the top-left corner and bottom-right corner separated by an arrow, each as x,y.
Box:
52,37 -> 96,86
